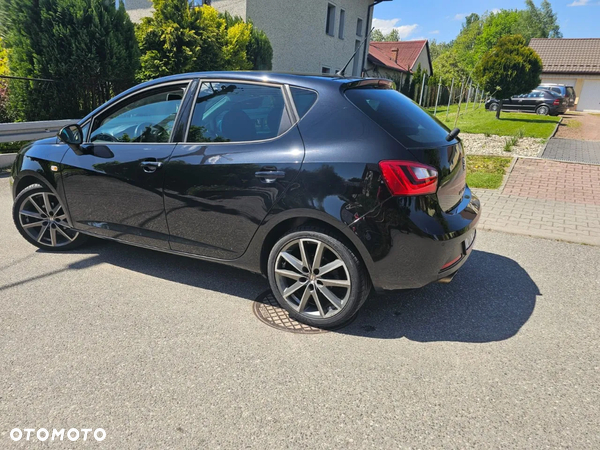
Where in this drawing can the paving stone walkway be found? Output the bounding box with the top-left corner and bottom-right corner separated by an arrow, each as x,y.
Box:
473,158 -> 600,246
541,138 -> 600,165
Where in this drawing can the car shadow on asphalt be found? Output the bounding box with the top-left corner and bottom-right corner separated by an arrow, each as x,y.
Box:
30,241 -> 539,343
342,250 -> 540,342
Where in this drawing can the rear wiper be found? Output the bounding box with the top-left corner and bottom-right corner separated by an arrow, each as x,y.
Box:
446,128 -> 460,142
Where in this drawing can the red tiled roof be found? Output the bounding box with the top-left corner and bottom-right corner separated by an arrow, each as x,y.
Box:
368,40 -> 430,74
529,38 -> 600,75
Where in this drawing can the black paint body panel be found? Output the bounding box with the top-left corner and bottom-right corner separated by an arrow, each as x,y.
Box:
10,72 -> 481,292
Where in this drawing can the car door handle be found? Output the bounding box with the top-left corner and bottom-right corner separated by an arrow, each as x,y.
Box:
255,170 -> 285,183
140,159 -> 163,173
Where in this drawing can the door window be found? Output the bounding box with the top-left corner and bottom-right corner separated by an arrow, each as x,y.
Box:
187,82 -> 291,143
90,85 -> 187,143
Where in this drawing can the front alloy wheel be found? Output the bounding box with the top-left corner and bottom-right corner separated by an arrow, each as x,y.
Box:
268,227 -> 371,328
13,184 -> 87,251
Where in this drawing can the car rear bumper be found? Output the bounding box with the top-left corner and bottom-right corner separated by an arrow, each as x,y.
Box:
362,188 -> 481,292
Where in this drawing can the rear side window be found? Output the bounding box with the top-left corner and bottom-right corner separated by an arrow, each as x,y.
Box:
345,88 -> 450,148
291,87 -> 318,119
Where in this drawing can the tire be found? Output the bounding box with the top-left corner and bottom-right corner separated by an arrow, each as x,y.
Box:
536,105 -> 550,115
489,103 -> 499,111
13,183 -> 88,251
267,226 -> 371,329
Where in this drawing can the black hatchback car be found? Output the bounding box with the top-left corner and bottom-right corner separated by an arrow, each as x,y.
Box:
10,72 -> 480,328
485,89 -> 568,115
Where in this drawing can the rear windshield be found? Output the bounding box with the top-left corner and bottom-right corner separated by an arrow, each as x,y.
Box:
345,87 -> 450,148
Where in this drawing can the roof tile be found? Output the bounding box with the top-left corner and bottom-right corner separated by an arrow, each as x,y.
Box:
368,40 -> 428,73
529,38 -> 600,75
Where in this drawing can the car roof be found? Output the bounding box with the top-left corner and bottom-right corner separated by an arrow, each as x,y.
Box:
538,84 -> 573,88
138,71 -> 379,91
80,72 -> 393,124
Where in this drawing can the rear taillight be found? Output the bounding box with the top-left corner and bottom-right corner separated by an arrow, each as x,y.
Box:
379,161 -> 438,196
553,99 -> 560,105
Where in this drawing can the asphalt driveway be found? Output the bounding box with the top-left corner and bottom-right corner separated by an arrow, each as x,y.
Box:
1,174 -> 599,448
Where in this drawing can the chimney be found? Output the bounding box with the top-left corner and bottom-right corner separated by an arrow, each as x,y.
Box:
391,48 -> 399,63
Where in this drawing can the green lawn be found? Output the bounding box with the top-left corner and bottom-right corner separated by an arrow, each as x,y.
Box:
466,155 -> 513,189
425,104 -> 560,139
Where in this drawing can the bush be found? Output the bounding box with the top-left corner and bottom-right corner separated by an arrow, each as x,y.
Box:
0,0 -> 139,122
136,2 -> 273,82
0,141 -> 29,154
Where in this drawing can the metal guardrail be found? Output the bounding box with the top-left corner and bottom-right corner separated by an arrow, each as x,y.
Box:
0,119 -> 80,143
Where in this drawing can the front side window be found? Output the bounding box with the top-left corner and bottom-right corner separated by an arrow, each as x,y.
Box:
187,82 -> 291,143
90,85 -> 186,143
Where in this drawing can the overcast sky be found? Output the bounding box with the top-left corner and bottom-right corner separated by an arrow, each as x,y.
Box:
372,0 -> 599,42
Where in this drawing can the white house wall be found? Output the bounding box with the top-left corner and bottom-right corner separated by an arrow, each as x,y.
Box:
122,0 -> 152,23
412,46 -> 431,75
246,0 -> 373,74
211,0 -> 248,20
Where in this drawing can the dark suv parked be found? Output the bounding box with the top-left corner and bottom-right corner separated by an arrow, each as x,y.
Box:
485,89 -> 568,115
537,84 -> 576,107
10,72 -> 480,328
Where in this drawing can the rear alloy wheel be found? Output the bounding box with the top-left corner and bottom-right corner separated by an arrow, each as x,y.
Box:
489,103 -> 499,111
13,184 -> 87,251
536,105 -> 550,115
268,227 -> 370,329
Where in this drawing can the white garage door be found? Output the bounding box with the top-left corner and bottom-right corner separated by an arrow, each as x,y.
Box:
577,80 -> 600,112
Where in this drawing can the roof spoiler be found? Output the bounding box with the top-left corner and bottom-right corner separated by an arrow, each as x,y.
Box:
342,79 -> 394,91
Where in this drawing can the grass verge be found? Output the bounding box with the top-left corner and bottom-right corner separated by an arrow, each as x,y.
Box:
466,155 -> 512,189
426,104 -> 560,139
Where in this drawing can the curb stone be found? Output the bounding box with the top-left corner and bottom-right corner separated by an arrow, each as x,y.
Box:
537,117 -> 563,158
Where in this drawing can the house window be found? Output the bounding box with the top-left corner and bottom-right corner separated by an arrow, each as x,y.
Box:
322,67 -> 331,74
352,40 -> 361,76
326,4 -> 336,36
356,18 -> 364,36
339,10 -> 345,39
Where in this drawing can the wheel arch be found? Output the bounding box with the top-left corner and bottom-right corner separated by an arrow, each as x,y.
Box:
257,213 -> 376,287
13,171 -> 59,199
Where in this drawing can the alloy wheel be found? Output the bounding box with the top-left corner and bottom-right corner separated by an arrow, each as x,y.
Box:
18,192 -> 79,247
274,238 -> 351,319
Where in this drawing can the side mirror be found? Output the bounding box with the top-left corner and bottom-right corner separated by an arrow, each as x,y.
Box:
58,124 -> 84,146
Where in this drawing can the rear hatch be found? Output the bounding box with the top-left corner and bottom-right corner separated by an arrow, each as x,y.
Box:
345,85 -> 466,212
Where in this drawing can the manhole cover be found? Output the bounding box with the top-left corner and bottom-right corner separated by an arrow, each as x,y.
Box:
253,291 -> 329,334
